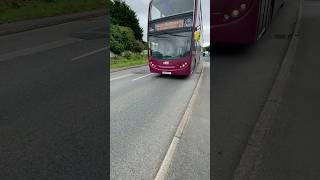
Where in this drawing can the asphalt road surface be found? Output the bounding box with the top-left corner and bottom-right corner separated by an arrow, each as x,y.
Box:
110,57 -> 208,179
0,16 -> 108,179
212,0 -> 299,179
254,1 -> 320,179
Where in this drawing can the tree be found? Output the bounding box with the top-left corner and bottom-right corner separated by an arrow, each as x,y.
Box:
110,24 -> 136,54
110,0 -> 143,41
132,40 -> 144,53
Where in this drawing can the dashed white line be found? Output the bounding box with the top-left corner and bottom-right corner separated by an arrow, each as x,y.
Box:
110,74 -> 134,81
132,73 -> 153,81
71,46 -> 108,61
0,38 -> 82,62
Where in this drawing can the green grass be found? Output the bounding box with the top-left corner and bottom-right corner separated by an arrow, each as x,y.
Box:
111,54 -> 148,69
0,0 -> 108,24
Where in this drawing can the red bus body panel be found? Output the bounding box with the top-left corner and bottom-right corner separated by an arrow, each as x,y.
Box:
212,0 -> 259,44
212,0 -> 284,44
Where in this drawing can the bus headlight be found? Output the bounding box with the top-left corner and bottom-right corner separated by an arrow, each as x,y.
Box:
179,62 -> 188,69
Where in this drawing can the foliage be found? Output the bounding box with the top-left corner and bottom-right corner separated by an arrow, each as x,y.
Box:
110,24 -> 135,54
132,40 -> 145,53
111,53 -> 147,69
142,41 -> 148,50
110,0 -> 143,41
0,0 -> 109,23
110,39 -> 125,55
122,51 -> 133,59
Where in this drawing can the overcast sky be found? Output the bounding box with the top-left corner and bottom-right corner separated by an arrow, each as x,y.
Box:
122,0 -> 210,46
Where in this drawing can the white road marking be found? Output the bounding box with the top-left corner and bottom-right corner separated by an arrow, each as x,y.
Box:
132,73 -> 152,81
0,38 -> 82,62
110,74 -> 134,81
71,47 -> 108,61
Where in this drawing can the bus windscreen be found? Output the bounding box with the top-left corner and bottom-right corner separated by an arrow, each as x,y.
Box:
150,0 -> 194,20
149,31 -> 192,60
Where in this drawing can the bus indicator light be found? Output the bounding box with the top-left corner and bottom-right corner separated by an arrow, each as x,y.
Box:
224,14 -> 230,20
179,62 -> 188,69
231,10 -> 240,17
240,4 -> 247,11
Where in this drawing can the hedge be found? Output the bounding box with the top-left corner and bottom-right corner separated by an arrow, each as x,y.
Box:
110,24 -> 136,55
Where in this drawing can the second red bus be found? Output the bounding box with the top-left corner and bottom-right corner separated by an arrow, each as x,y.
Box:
212,0 -> 284,44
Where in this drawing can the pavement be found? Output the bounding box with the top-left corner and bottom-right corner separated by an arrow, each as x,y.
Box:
212,0 -> 300,179
110,57 -> 209,179
167,57 -> 210,180
251,1 -> 320,179
0,16 -> 109,179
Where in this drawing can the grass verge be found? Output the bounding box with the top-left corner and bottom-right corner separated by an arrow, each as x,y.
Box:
110,54 -> 147,69
0,0 -> 108,24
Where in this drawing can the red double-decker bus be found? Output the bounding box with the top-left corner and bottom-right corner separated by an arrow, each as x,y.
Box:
212,0 -> 284,44
148,0 -> 203,76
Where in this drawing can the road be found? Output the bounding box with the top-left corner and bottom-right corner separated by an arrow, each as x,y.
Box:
212,0 -> 300,179
252,1 -> 320,179
0,16 -> 108,179
110,57 -> 209,179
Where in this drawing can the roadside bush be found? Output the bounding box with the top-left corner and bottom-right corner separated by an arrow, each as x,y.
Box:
1,0 -> 23,8
43,0 -> 56,2
122,51 -> 133,59
143,41 -> 148,50
110,39 -> 125,55
132,40 -> 145,53
110,24 -> 135,54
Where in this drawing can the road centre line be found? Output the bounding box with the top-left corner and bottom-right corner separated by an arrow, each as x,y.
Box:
71,46 -> 108,61
132,73 -> 152,81
110,74 -> 134,81
0,38 -> 82,62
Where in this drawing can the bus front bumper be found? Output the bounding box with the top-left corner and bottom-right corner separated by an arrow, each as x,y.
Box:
149,65 -> 191,76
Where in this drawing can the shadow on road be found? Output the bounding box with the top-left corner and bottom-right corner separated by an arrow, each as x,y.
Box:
213,43 -> 252,58
155,74 -> 189,80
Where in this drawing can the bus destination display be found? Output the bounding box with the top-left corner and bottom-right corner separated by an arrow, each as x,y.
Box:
155,19 -> 184,31
149,16 -> 193,33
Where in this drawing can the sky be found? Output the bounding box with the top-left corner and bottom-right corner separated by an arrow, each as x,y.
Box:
122,0 -> 210,47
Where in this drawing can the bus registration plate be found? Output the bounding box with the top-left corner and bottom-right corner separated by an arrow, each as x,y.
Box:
162,71 -> 171,75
